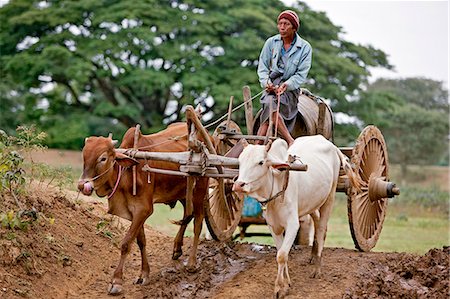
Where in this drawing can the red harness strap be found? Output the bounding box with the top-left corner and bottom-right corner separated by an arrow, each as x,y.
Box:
108,165 -> 123,200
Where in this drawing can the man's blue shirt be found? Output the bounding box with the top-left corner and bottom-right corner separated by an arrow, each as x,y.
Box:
257,33 -> 312,91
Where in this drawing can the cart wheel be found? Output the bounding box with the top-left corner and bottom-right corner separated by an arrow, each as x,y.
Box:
347,125 -> 390,252
204,120 -> 244,241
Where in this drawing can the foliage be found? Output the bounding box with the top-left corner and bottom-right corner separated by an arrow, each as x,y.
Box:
0,0 -> 391,147
0,126 -> 74,199
367,78 -> 449,111
0,210 -> 38,231
32,162 -> 74,191
350,78 -> 449,174
0,129 -> 26,197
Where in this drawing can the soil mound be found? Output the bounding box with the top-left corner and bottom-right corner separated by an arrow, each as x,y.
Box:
0,185 -> 448,299
344,246 -> 449,298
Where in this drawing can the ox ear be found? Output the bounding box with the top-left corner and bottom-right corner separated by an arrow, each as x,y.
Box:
115,152 -> 139,167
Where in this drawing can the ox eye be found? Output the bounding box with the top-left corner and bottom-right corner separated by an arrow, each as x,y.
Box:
99,157 -> 107,163
258,161 -> 264,165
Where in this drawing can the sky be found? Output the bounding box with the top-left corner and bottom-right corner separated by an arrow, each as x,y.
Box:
290,0 -> 449,89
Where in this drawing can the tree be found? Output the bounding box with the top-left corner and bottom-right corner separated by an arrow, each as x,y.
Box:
351,78 -> 449,177
367,78 -> 449,111
1,0 -> 391,148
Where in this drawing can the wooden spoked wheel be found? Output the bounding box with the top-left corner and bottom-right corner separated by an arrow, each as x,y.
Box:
204,120 -> 244,241
347,125 -> 390,252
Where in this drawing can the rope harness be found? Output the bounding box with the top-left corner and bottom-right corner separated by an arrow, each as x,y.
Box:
259,167 -> 290,209
80,161 -> 124,199
107,165 -> 123,199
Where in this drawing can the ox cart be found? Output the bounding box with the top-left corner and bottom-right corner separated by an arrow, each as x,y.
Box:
117,87 -> 399,252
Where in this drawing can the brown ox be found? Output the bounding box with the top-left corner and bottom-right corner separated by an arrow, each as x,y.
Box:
77,123 -> 209,295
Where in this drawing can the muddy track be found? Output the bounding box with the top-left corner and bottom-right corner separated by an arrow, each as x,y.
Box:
0,187 -> 448,299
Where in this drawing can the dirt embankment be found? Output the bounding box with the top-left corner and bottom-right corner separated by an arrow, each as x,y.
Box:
0,186 -> 448,299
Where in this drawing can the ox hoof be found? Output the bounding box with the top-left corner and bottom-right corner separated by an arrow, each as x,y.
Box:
185,265 -> 198,273
134,277 -> 150,286
310,269 -> 322,279
273,288 -> 287,299
172,250 -> 182,260
107,283 -> 123,296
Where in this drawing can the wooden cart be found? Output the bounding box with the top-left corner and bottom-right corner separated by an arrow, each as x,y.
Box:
117,87 -> 400,252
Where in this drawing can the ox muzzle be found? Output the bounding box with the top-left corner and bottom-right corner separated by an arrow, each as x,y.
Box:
232,181 -> 247,194
77,179 -> 94,196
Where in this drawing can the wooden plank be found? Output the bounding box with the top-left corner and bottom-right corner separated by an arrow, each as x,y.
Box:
243,86 -> 254,134
142,165 -> 189,177
336,175 -> 350,193
186,176 -> 194,216
339,147 -> 353,158
226,96 -> 233,130
317,101 -> 326,136
116,148 -> 240,168
115,149 -> 191,163
185,105 -> 217,155
179,165 -> 239,177
220,134 -> 279,141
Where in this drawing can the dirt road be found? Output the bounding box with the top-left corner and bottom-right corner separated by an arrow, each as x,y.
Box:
0,185 -> 447,299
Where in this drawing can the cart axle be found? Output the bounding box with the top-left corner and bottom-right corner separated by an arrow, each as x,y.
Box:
369,176 -> 400,202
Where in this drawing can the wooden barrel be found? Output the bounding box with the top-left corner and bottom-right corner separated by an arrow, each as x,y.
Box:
252,91 -> 334,140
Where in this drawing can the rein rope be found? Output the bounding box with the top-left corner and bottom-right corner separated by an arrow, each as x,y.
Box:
85,161 -> 116,182
259,168 -> 290,207
129,89 -> 264,152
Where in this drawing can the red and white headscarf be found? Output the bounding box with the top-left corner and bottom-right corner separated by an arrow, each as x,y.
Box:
277,10 -> 300,30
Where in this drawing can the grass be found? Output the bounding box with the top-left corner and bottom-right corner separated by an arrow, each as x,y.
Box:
28,148 -> 449,254
145,191 -> 449,254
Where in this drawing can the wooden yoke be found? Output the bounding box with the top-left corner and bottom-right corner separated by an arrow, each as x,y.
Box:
185,106 -> 220,217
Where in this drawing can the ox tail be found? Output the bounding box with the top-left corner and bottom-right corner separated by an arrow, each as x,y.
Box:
171,215 -> 194,226
336,148 -> 361,191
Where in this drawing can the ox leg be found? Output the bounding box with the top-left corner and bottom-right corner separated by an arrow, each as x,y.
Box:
274,220 -> 299,299
172,201 -> 193,260
186,178 -> 207,272
109,208 -> 151,295
310,194 -> 334,279
309,210 -> 320,264
135,225 -> 150,285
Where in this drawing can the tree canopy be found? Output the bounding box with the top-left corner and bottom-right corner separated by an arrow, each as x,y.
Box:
350,78 -> 449,175
0,0 -> 391,148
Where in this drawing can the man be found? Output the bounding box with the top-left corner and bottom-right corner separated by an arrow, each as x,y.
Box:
257,10 -> 312,146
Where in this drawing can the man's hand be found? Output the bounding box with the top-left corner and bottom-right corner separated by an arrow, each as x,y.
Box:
276,82 -> 288,95
265,82 -> 277,93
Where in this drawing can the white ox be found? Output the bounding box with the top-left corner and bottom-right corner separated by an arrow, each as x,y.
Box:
233,136 -> 356,298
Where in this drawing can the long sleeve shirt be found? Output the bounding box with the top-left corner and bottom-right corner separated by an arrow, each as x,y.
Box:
257,33 -> 312,91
